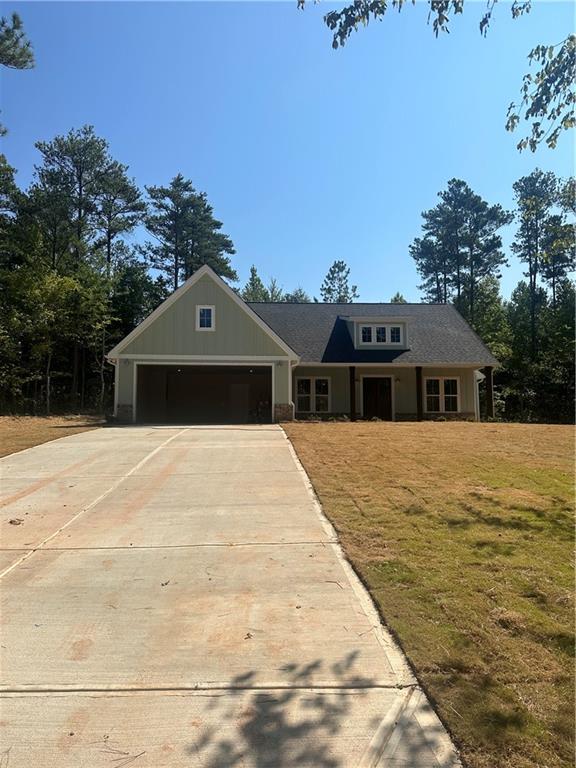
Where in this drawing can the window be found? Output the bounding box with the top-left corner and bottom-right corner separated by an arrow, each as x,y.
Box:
425,377 -> 460,413
358,323 -> 403,346
196,305 -> 215,331
296,377 -> 330,413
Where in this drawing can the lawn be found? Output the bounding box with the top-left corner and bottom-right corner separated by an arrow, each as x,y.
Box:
284,421 -> 574,768
0,415 -> 103,459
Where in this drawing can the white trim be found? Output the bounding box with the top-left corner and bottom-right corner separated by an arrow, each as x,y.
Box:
113,359 -> 119,417
424,376 -> 461,414
133,360 -> 275,424
294,362 -> 490,369
107,264 -> 299,360
357,323 -> 404,348
295,375 -> 332,414
195,304 -> 215,332
116,354 -> 288,362
360,374 -> 396,420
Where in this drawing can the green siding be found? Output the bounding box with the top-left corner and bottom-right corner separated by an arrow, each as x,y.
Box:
122,275 -> 289,358
293,366 -> 477,418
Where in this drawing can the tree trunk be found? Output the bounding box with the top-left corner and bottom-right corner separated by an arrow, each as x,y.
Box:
46,350 -> 52,416
80,347 -> 86,411
99,329 -> 106,411
71,343 -> 79,407
106,227 -> 112,281
469,247 -> 475,325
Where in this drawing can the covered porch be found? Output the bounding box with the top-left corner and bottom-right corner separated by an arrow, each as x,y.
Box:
292,365 -> 495,421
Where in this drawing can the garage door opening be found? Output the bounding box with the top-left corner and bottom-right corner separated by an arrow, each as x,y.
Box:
136,365 -> 272,424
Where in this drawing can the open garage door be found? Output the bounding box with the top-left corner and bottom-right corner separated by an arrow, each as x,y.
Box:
136,365 -> 272,424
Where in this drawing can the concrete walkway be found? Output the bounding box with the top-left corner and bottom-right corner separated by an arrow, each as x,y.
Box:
0,425 -> 460,767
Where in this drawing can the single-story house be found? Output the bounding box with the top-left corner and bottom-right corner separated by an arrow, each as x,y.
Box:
107,265 -> 498,424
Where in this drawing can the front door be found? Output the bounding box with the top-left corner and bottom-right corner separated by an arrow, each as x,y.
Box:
363,377 -> 393,420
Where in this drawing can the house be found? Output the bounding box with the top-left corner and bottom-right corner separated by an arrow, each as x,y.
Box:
107,265 -> 498,423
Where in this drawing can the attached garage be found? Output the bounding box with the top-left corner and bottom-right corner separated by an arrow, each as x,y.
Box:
108,265 -> 297,424
136,364 -> 272,424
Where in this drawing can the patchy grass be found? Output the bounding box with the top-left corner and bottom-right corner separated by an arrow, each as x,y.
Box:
284,422 -> 574,768
0,415 -> 103,458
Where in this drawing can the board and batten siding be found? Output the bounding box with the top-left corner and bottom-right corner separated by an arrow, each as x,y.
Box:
121,275 -> 289,358
114,274 -> 294,420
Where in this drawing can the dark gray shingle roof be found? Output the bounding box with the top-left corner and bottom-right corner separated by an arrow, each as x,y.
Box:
248,302 -> 498,366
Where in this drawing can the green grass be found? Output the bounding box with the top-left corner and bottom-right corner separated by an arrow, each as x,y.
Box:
284,421 -> 574,768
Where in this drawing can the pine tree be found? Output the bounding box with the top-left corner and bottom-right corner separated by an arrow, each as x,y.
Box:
512,170 -> 558,358
320,260 -> 359,302
143,175 -> 236,291
241,265 -> 268,301
35,126 -> 114,265
390,292 -> 407,303
95,163 -> 146,278
284,287 -> 311,303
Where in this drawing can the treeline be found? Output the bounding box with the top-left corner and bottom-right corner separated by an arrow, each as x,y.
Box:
0,125 -> 349,415
1,125 -> 574,422
410,174 -> 575,423
0,125 -> 240,414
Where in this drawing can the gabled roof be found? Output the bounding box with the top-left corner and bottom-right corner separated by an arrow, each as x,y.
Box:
248,302 -> 499,366
107,265 -> 298,359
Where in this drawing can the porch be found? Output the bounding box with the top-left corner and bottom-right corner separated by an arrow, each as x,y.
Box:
292,365 -> 495,421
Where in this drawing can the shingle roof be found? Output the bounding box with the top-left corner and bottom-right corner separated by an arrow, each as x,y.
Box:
247,302 -> 498,366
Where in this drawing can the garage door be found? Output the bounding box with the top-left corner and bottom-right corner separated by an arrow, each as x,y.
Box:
136,365 -> 272,424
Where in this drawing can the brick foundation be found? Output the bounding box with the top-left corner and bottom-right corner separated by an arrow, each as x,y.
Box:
274,403 -> 295,422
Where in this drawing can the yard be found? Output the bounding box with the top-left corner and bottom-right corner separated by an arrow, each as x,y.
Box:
284,421 -> 574,768
0,415 -> 103,459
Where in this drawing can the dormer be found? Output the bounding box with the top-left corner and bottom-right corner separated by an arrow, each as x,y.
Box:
350,317 -> 410,350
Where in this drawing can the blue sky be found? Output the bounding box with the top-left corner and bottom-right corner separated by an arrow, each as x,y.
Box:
2,1 -> 573,300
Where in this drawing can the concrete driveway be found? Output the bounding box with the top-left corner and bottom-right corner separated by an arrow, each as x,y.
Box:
0,425 -> 459,767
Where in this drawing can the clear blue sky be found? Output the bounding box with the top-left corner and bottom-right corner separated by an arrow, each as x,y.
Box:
2,1 -> 574,300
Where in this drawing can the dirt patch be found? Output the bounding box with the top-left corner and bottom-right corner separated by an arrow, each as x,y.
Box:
284,421 -> 575,768
0,415 -> 103,459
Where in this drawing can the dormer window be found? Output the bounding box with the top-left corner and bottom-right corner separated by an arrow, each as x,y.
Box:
358,323 -> 403,346
361,326 -> 373,343
196,305 -> 215,331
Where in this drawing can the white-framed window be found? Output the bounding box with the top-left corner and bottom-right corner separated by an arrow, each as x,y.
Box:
358,324 -> 403,346
425,377 -> 460,413
296,377 -> 331,413
196,305 -> 215,331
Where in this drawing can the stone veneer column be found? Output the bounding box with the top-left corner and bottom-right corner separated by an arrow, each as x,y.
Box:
274,403 -> 295,422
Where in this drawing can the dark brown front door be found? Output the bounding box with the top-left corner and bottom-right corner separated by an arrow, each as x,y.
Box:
362,377 -> 392,420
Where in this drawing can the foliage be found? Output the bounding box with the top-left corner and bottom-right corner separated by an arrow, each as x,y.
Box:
142,174 -> 236,291
0,12 -> 34,69
506,36 -> 576,151
284,286 -> 311,303
299,0 -> 574,152
320,259 -> 359,302
241,265 -> 311,302
0,13 -> 34,136
410,178 -> 511,323
0,127 -> 237,414
241,265 -> 269,301
511,169 -> 558,358
411,173 -> 575,423
390,291 -> 407,303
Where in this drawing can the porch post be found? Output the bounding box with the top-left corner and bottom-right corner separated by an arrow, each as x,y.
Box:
484,366 -> 494,419
349,366 -> 356,421
415,366 -> 423,421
